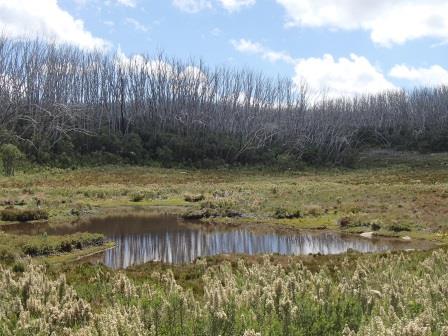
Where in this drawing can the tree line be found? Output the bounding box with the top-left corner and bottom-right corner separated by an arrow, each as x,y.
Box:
0,37 -> 447,168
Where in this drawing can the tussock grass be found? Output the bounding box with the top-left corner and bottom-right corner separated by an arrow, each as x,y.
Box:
0,232 -> 105,261
1,208 -> 48,222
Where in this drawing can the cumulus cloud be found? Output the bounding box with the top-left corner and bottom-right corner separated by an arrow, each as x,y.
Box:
218,0 -> 255,12
115,49 -> 208,87
231,39 -> 396,97
172,0 -> 212,13
293,54 -> 396,98
389,64 -> 448,87
276,0 -> 448,46
0,0 -> 109,50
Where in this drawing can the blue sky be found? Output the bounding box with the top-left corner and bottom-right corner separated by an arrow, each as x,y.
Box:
1,0 -> 448,96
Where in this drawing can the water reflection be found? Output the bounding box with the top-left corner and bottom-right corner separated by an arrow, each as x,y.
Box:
104,229 -> 399,268
1,214 -> 421,269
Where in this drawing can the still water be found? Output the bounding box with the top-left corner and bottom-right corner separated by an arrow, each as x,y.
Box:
2,214 -> 424,269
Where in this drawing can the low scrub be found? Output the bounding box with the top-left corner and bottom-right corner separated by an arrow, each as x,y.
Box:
0,232 -> 106,261
338,216 -> 383,231
182,199 -> 242,219
0,208 -> 48,222
273,207 -> 303,219
388,222 -> 411,232
22,233 -> 104,256
184,193 -> 205,202
129,191 -> 145,202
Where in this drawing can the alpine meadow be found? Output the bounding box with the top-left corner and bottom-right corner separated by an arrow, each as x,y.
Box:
1,1 -> 448,335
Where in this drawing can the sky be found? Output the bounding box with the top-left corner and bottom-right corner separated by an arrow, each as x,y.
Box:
0,0 -> 447,97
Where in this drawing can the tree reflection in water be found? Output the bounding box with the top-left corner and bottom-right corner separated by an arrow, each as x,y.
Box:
1,214 -> 418,269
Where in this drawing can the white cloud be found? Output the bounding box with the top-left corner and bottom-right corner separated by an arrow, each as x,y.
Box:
172,0 -> 212,13
218,0 -> 255,12
173,0 -> 254,13
0,0 -> 109,50
231,38 -> 295,64
389,64 -> 448,87
231,39 -> 396,97
293,54 -> 396,98
117,0 -> 137,7
124,17 -> 149,33
115,49 -> 176,79
276,0 -> 448,46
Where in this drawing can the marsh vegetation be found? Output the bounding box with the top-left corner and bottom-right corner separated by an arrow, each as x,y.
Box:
0,37 -> 447,335
0,151 -> 446,334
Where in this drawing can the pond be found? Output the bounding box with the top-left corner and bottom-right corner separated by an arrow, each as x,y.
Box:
2,214 -> 430,269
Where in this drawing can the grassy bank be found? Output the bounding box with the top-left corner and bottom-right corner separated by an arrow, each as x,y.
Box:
0,231 -> 106,263
0,150 -> 447,335
1,150 -> 447,240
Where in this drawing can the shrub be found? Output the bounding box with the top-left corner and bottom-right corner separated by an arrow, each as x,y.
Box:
12,261 -> 25,273
1,208 -> 49,222
338,216 -> 382,230
388,222 -> 411,232
181,209 -> 206,220
130,192 -> 145,202
184,193 -> 205,202
371,220 -> 382,231
200,199 -> 241,218
0,144 -> 24,176
0,247 -> 16,263
21,233 -> 104,256
338,216 -> 352,228
304,205 -> 324,217
273,208 -> 302,219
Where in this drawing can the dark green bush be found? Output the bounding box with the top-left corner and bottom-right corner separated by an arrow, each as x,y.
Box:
273,208 -> 302,219
12,262 -> 25,273
184,194 -> 205,202
181,209 -> 206,220
0,144 -> 24,176
22,233 -> 104,256
0,247 -> 16,263
371,221 -> 382,231
130,192 -> 145,202
388,222 -> 411,232
338,216 -> 383,230
1,208 -> 49,222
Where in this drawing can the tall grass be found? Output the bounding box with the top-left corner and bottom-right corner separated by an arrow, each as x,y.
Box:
1,249 -> 448,335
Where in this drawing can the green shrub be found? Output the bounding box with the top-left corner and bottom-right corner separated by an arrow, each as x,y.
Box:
273,208 -> 302,219
1,208 -> 49,222
184,194 -> 205,202
0,144 -> 24,176
181,209 -> 206,220
12,261 -> 25,273
388,222 -> 411,232
0,247 -> 16,263
130,192 -> 145,202
182,199 -> 242,219
304,205 -> 324,217
21,233 -> 104,256
371,220 -> 382,231
200,199 -> 241,218
338,216 -> 382,230
338,216 -> 353,228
